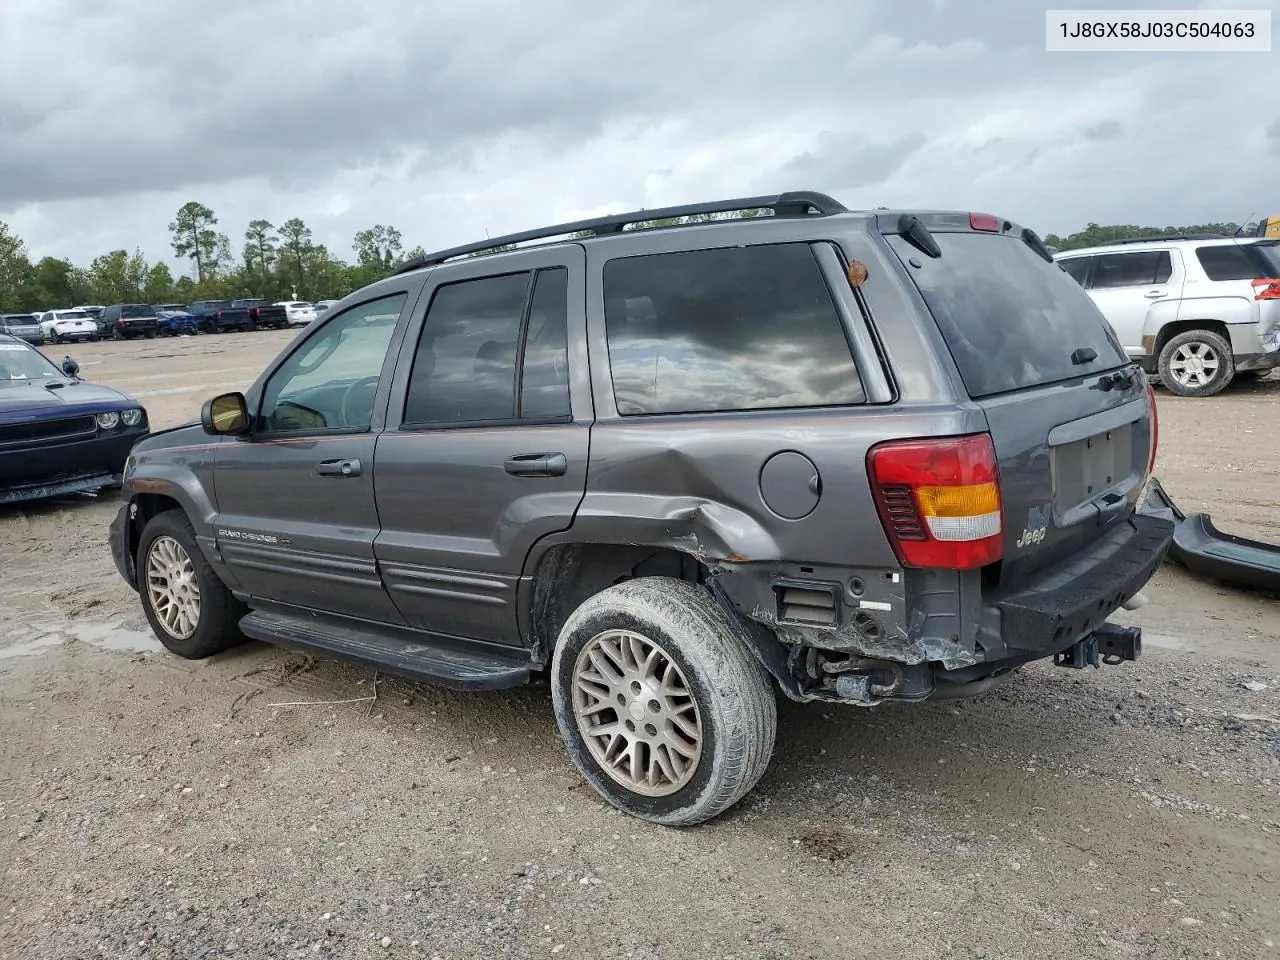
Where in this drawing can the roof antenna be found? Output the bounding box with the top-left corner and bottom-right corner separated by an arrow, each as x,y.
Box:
1233,212 -> 1254,238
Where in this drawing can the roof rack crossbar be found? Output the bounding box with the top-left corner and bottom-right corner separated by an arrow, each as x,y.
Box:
393,191 -> 847,273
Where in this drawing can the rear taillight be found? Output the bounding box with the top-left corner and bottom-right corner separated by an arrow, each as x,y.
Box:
216,310 -> 222,319
868,434 -> 1003,570
969,212 -> 1000,232
1146,383 -> 1159,476
251,308 -> 260,318
1251,278 -> 1280,300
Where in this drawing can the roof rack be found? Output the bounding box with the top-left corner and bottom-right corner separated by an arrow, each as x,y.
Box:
392,191 -> 847,274
1108,233 -> 1228,245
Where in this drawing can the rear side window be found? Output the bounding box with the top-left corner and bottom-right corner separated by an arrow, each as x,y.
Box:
602,244 -> 864,416
403,267 -> 572,425
1092,251 -> 1172,288
887,232 -> 1127,399
1195,242 -> 1280,281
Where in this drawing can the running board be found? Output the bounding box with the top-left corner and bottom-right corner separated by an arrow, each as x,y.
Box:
238,609 -> 535,691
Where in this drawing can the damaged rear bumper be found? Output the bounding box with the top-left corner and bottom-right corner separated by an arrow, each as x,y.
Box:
720,512 -> 1174,706
1139,477 -> 1280,594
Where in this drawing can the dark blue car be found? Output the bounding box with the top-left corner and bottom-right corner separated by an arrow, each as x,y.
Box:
0,334 -> 149,504
155,309 -> 199,336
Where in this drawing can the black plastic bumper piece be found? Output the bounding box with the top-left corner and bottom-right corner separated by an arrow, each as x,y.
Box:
1140,477 -> 1280,594
110,502 -> 137,590
994,514 -> 1174,653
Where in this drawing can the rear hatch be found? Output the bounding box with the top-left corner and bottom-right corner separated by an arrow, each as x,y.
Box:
882,215 -> 1152,588
121,304 -> 157,326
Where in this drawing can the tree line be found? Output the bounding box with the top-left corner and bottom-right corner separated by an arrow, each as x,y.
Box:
0,205 -> 1261,314
0,200 -> 426,314
1044,220 -> 1256,252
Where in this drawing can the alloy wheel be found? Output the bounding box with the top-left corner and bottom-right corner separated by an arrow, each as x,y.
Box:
571,629 -> 703,797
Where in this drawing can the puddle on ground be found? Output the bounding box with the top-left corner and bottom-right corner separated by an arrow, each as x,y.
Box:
0,633 -> 66,661
0,620 -> 165,661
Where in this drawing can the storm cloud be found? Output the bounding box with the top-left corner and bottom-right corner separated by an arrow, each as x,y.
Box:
2,0 -> 1277,269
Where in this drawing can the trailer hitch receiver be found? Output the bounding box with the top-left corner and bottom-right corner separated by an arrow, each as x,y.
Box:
1054,624 -> 1142,670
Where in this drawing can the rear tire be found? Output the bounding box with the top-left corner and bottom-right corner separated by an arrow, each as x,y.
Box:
137,510 -> 247,659
551,577 -> 777,827
1158,329 -> 1233,397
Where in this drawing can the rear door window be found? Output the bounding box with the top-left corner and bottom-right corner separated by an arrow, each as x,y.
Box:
602,243 -> 864,416
1195,242 -> 1280,280
887,232 -> 1127,399
1092,251 -> 1172,288
402,268 -> 572,425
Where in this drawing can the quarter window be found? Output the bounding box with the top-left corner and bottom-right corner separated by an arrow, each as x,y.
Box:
258,293 -> 405,433
602,243 -> 864,416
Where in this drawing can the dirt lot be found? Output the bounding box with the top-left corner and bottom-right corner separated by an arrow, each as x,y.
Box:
1,332 -> 1278,960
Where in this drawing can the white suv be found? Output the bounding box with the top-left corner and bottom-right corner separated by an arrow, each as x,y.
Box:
1055,236 -> 1280,397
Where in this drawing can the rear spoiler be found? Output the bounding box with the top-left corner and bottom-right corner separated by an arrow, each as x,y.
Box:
879,212 -> 1055,264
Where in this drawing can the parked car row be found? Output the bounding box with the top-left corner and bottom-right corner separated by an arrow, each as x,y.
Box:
1055,235 -> 1280,397
0,298 -> 328,345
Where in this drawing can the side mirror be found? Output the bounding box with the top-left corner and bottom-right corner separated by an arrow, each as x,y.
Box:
201,392 -> 250,436
61,356 -> 80,378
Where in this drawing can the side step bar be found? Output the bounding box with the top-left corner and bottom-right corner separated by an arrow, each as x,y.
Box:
239,609 -> 535,691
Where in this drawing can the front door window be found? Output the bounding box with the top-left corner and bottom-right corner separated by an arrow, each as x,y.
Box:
259,293 -> 406,433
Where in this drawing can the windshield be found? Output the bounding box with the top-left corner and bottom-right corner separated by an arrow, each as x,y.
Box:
887,231 -> 1128,398
0,342 -> 62,383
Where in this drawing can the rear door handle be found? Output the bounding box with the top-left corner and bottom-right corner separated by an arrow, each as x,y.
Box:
1144,290 -> 1165,299
316,457 -> 362,477
504,452 -> 568,477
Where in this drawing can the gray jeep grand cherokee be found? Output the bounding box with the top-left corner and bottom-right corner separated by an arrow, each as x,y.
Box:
109,192 -> 1173,825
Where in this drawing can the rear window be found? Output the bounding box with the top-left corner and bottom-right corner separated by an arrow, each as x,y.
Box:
1195,242 -> 1280,281
121,304 -> 155,318
56,311 -> 91,320
602,243 -> 865,416
887,232 -> 1127,399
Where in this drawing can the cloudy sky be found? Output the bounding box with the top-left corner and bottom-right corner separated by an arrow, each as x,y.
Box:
1,0 -> 1276,275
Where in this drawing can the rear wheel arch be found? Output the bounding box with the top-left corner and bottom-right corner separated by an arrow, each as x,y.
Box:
1152,318 -> 1230,357
524,542 -> 709,661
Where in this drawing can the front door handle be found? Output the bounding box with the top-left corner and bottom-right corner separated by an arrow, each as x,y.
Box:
504,452 -> 568,477
316,457 -> 362,478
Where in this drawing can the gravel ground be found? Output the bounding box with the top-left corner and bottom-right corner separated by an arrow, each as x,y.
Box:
1,332 -> 1277,959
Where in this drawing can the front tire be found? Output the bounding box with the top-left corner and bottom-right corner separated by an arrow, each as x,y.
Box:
551,577 -> 776,827
1158,329 -> 1234,397
137,510 -> 246,659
